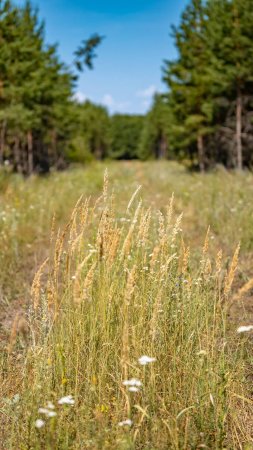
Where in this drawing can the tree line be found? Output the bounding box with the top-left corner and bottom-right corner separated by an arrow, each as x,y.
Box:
163,0 -> 253,171
1,0 -> 253,174
0,0 -> 105,174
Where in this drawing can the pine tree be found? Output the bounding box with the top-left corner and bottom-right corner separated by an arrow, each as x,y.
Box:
109,114 -> 144,160
163,0 -> 214,171
0,0 -> 74,173
138,94 -> 172,160
68,101 -> 110,162
206,0 -> 253,169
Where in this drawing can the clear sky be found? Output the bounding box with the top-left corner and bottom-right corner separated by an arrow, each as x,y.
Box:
17,0 -> 188,114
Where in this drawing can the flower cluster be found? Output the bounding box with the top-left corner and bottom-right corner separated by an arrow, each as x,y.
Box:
138,355 -> 156,365
237,325 -> 253,333
119,354 -> 156,428
123,378 -> 142,393
35,395 -> 75,429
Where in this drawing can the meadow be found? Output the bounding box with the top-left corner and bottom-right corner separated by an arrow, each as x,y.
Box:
1,161 -> 253,449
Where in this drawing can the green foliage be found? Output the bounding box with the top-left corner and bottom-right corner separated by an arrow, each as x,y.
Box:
67,101 -> 110,162
74,33 -> 105,72
109,114 -> 144,159
0,0 -> 74,173
163,0 -> 253,170
0,2 -> 105,174
138,94 -> 172,160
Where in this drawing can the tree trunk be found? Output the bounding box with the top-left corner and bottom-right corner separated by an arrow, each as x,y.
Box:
197,134 -> 205,172
14,136 -> 22,173
94,143 -> 102,160
0,120 -> 6,166
236,89 -> 243,170
27,130 -> 33,175
158,134 -> 167,159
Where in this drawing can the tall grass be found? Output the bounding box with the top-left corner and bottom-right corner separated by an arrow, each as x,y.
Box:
2,174 -> 251,449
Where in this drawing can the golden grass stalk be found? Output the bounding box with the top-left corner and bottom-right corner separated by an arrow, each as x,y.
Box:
120,200 -> 142,260
126,185 -> 142,213
236,277 -> 253,298
31,257 -> 49,310
224,243 -> 240,296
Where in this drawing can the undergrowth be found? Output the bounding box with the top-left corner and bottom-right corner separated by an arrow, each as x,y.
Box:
1,170 -> 252,449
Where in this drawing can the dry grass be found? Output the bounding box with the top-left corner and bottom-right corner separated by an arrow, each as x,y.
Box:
1,161 -> 253,449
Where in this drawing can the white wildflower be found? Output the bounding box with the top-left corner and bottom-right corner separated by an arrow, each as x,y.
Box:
138,355 -> 156,366
35,419 -> 45,429
118,419 -> 133,427
58,395 -> 75,405
46,401 -> 55,410
237,325 -> 253,333
128,386 -> 140,392
38,407 -> 57,418
38,408 -> 49,415
47,411 -> 57,418
123,378 -> 142,387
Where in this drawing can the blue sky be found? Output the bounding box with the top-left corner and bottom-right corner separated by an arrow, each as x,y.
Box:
18,0 -> 188,114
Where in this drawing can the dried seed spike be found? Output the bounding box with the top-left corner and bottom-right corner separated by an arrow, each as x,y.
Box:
103,168 -> 109,201
137,208 -> 151,247
108,228 -> 121,264
69,194 -> 84,236
162,253 -> 178,276
46,279 -> 55,310
203,226 -> 210,255
171,212 -> 183,244
73,254 -> 93,302
71,231 -> 83,255
182,244 -> 190,274
31,257 -> 49,310
224,243 -> 240,296
124,265 -> 136,304
121,200 -> 142,259
204,258 -> 212,275
53,219 -> 73,284
157,210 -> 165,241
50,213 -> 56,244
69,212 -> 78,242
80,197 -> 90,227
126,185 -> 142,214
150,245 -> 160,273
215,249 -> 223,274
166,192 -> 174,230
82,262 -> 97,302
236,277 -> 253,298
71,194 -> 84,219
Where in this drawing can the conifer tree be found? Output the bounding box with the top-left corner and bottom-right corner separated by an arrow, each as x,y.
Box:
163,0 -> 214,171
206,0 -> 253,169
68,101 -> 110,162
0,0 -> 74,173
109,114 -> 144,160
138,94 -> 172,160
